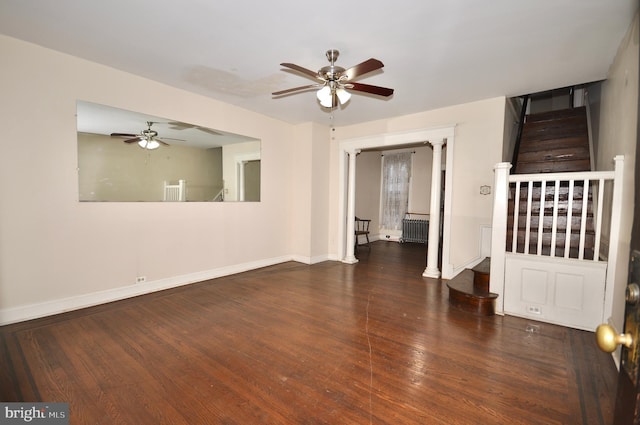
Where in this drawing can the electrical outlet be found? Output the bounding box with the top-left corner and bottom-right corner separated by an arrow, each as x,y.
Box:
136,276 -> 146,284
527,305 -> 541,315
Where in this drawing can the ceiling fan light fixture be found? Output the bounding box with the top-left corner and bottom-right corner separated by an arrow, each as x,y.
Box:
138,138 -> 160,150
276,49 -> 393,110
336,88 -> 351,105
317,86 -> 333,108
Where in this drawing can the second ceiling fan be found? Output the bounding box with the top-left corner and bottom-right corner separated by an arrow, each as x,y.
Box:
111,121 -> 182,150
272,49 -> 394,109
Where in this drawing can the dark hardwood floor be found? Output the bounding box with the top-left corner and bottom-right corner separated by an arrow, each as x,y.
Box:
1,241 -> 617,424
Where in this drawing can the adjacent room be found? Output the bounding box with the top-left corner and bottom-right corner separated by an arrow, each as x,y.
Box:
0,1 -> 638,423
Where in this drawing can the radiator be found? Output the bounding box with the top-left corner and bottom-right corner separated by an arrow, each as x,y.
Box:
400,218 -> 429,244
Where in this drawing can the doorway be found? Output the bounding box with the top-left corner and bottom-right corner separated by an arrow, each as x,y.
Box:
337,126 -> 455,278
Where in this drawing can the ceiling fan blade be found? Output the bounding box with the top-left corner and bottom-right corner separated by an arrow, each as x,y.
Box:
155,139 -> 170,146
343,58 -> 384,81
123,138 -> 141,144
347,82 -> 394,97
156,136 -> 186,142
197,127 -> 223,136
272,84 -> 322,96
280,63 -> 323,81
167,122 -> 223,136
111,132 -> 138,138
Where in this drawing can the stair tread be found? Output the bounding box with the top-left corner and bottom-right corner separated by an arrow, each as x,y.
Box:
472,258 -> 491,275
447,270 -> 497,299
525,107 -> 587,123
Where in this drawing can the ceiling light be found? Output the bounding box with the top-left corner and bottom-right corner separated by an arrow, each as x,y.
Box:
138,138 -> 160,150
336,88 -> 351,104
317,86 -> 333,108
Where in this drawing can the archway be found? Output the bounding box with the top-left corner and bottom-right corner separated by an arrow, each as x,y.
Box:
337,126 -> 456,278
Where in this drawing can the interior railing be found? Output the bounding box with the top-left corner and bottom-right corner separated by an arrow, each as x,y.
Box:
510,95 -> 529,171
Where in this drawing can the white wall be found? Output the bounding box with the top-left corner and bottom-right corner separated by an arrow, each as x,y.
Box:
0,33 -> 515,323
289,122 -> 331,264
0,35 -> 301,323
596,12 -> 639,340
330,97 -> 506,273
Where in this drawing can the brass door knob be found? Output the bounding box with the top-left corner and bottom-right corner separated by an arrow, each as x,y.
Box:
596,324 -> 633,353
626,283 -> 640,304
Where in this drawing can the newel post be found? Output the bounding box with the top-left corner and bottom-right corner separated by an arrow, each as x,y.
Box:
489,162 -> 512,314
603,155 -> 625,321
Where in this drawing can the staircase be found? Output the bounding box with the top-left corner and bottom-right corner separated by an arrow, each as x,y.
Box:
447,258 -> 497,316
510,106 -> 594,259
447,106 -> 593,315
513,106 -> 590,174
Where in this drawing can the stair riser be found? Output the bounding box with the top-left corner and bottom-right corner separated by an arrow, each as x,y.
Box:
448,289 -> 496,316
517,148 -> 590,164
524,106 -> 587,123
506,228 -> 596,253
515,160 -> 591,174
508,203 -> 593,216
507,216 -> 595,232
512,185 -> 589,199
518,136 -> 589,153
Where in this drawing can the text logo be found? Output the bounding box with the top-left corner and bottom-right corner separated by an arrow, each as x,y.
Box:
1,403 -> 68,424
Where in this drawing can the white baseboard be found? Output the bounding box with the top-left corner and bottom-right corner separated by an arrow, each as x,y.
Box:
0,255 -> 300,326
290,254 -> 331,265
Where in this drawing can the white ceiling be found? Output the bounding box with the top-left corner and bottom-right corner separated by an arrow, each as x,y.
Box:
0,0 -> 636,127
76,101 -> 258,149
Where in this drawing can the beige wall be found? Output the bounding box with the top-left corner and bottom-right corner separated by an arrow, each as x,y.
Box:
331,97 -> 506,272
289,122 -> 332,263
408,147 -> 434,218
78,132 -> 223,201
0,35 -> 299,322
596,13 -> 639,335
355,151 -> 382,237
6,29 -> 597,323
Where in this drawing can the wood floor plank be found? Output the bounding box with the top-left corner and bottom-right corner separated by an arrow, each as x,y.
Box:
0,241 -> 617,424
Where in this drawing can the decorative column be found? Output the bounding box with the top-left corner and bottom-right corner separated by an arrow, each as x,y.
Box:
343,149 -> 360,264
423,139 -> 444,278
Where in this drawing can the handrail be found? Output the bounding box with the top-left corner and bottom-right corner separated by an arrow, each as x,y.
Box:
212,188 -> 224,202
510,95 -> 529,172
509,170 -> 614,183
489,156 -> 624,315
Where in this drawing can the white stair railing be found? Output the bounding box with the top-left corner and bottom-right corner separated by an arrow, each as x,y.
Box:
490,155 -> 624,314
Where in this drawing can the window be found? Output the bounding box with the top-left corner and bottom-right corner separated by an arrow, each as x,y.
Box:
380,152 -> 412,230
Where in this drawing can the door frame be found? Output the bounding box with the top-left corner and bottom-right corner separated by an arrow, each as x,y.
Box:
336,125 -> 456,278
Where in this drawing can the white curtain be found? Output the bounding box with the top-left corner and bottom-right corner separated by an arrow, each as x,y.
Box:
381,152 -> 412,230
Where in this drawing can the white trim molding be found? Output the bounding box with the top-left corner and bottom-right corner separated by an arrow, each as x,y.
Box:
0,255 -> 299,326
337,125 -> 456,278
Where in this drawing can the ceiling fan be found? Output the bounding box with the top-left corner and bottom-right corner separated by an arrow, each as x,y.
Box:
110,121 -> 182,150
272,49 -> 394,109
